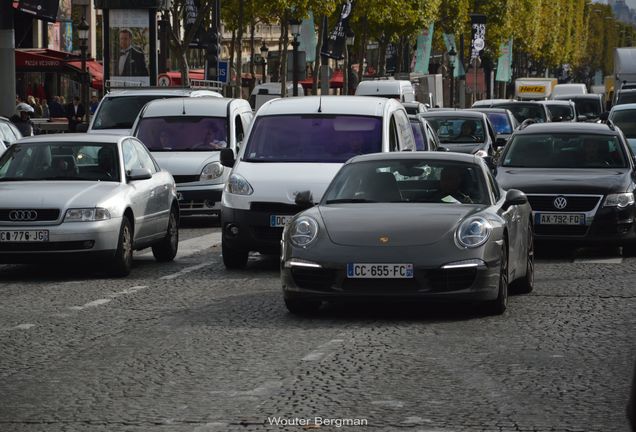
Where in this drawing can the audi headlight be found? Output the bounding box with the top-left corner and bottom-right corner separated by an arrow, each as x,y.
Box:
604,193 -> 635,208
289,216 -> 319,248
65,208 -> 111,222
200,162 -> 224,181
456,217 -> 492,248
225,173 -> 253,195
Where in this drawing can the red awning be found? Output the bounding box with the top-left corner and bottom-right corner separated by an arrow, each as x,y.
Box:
16,49 -> 104,90
299,69 -> 344,90
67,59 -> 104,90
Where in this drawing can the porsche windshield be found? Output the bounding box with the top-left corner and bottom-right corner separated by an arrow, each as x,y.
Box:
0,142 -> 120,182
243,115 -> 383,163
425,117 -> 486,144
136,117 -> 228,151
323,159 -> 489,205
502,134 -> 627,168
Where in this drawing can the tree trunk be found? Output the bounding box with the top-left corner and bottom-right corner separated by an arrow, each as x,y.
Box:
313,15 -> 325,95
236,0 -> 245,95
249,19 -> 256,94
280,16 -> 288,97
229,29 -> 236,86
357,17 -> 367,82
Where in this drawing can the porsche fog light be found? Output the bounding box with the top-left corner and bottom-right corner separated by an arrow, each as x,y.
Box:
456,217 -> 492,248
200,162 -> 224,181
604,193 -> 635,208
65,208 -> 111,222
289,216 -> 319,248
225,173 -> 253,195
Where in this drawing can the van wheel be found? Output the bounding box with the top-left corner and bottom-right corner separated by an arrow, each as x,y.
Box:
109,217 -> 133,277
222,241 -> 248,269
152,209 -> 179,262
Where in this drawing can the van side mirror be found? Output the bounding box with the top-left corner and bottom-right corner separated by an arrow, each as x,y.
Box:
503,189 -> 527,210
294,190 -> 314,209
220,148 -> 235,167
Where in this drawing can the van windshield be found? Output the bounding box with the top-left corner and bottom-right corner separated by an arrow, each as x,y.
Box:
243,115 -> 383,163
136,117 -> 228,151
92,95 -> 179,130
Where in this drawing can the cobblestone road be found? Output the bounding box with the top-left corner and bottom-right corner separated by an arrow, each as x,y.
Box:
0,219 -> 634,432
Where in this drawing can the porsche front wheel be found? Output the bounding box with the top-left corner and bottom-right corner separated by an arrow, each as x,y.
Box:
486,241 -> 508,315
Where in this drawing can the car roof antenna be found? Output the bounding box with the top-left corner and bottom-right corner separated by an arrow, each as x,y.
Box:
317,95 -> 322,113
182,98 -> 186,115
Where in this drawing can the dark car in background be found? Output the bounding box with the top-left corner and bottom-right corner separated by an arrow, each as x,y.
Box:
409,115 -> 441,151
421,110 -> 496,158
554,94 -> 605,121
469,107 -> 519,149
537,100 -> 577,122
496,122 -> 636,254
491,101 -> 551,124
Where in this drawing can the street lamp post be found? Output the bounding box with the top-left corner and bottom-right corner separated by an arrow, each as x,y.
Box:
448,47 -> 457,107
77,17 -> 90,124
260,42 -> 269,84
345,32 -> 355,95
289,18 -> 301,96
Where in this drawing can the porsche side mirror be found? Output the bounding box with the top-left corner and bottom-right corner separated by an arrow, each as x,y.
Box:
220,148 -> 235,167
127,168 -> 152,181
503,189 -> 528,210
295,190 -> 314,209
76,123 -> 88,132
599,111 -> 610,122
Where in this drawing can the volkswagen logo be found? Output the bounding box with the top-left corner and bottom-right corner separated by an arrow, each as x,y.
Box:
553,196 -> 568,210
8,210 -> 38,221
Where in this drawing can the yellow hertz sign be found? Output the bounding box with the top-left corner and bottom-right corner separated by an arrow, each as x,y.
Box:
519,85 -> 547,94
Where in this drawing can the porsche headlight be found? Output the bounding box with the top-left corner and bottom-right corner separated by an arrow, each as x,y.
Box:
200,162 -> 224,181
603,193 -> 635,208
456,217 -> 492,248
65,208 -> 111,222
289,216 -> 319,248
225,173 -> 253,195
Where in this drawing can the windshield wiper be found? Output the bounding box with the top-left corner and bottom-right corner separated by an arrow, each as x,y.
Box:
0,177 -> 40,182
325,198 -> 378,204
41,176 -> 96,181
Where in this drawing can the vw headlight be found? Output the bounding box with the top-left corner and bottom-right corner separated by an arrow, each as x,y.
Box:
200,162 -> 224,181
225,173 -> 253,195
603,193 -> 635,208
456,217 -> 492,248
289,216 -> 319,248
65,208 -> 111,222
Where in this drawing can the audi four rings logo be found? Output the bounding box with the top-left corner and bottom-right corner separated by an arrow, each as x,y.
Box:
553,197 -> 568,210
8,210 -> 38,221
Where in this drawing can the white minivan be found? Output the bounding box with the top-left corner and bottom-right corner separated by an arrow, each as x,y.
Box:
355,80 -> 416,103
219,96 -> 416,268
133,97 -> 253,217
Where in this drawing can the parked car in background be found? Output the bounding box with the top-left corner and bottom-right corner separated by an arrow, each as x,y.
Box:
496,122 -> 636,255
0,116 -> 23,155
554,94 -> 605,122
281,152 -> 534,315
491,101 -> 551,124
608,103 -> 636,154
537,100 -> 578,122
133,97 -> 253,217
0,134 -> 180,275
355,80 -> 416,102
220,96 -> 416,269
409,115 -> 441,151
471,99 -> 514,108
469,107 -> 519,149
421,110 -> 497,158
550,83 -> 587,99
88,88 -> 222,136
614,88 -> 636,107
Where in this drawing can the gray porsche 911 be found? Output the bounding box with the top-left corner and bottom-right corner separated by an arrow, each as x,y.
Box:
281,152 -> 534,315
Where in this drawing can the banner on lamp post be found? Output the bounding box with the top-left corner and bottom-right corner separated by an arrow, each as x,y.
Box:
443,33 -> 465,78
495,39 -> 513,83
413,23 -> 434,74
299,11 -> 317,63
470,14 -> 486,60
320,0 -> 354,60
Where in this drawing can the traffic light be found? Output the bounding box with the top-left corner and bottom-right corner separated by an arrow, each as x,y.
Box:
206,31 -> 221,81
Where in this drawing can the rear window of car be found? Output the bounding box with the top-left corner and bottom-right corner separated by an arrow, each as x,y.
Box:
545,104 -> 575,121
92,95 -> 178,130
495,104 -> 547,123
617,92 -> 636,106
485,112 -> 512,134
243,114 -> 383,163
425,117 -> 486,144
502,134 -> 627,168
611,110 -> 636,139
574,99 -> 602,118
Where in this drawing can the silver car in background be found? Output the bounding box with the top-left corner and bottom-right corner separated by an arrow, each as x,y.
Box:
0,134 -> 179,276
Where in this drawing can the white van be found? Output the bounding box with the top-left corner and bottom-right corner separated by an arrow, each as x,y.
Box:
249,83 -> 305,112
355,80 -> 416,103
219,96 -> 416,268
132,97 -> 253,217
550,83 -> 587,99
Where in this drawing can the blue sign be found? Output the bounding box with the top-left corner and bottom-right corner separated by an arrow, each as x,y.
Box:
218,60 -> 229,84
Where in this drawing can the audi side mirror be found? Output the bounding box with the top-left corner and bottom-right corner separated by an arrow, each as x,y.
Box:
127,168 -> 152,181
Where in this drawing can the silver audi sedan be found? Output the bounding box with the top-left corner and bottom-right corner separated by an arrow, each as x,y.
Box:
0,134 -> 179,276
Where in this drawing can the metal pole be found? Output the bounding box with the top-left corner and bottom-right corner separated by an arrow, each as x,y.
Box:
261,59 -> 266,84
0,2 -> 16,118
450,63 -> 455,107
344,44 -> 348,96
81,43 -> 88,123
293,35 -> 299,96
473,57 -> 478,104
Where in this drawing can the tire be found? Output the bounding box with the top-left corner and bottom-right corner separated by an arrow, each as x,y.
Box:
152,209 -> 179,262
623,243 -> 636,257
486,240 -> 509,315
222,241 -> 248,269
109,217 -> 133,277
284,298 -> 321,315
513,224 -> 534,294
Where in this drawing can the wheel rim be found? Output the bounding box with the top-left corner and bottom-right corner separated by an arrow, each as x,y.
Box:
500,246 -> 508,307
169,213 -> 178,249
527,227 -> 534,285
122,225 -> 132,263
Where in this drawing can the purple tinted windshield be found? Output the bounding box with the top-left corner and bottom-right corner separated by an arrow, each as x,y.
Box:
136,117 -> 228,151
243,115 -> 383,163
